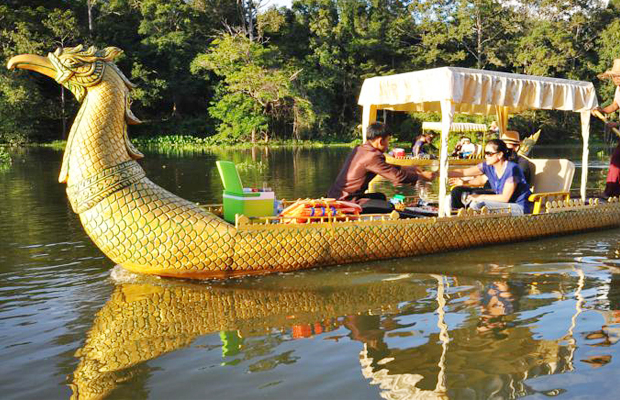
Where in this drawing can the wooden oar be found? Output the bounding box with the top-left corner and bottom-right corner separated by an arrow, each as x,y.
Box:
592,109 -> 620,139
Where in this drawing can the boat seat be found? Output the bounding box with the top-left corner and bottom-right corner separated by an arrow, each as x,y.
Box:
467,143 -> 483,158
527,158 -> 575,214
216,160 -> 259,198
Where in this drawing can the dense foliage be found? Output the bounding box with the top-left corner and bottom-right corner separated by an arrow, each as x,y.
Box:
0,147 -> 11,170
1,0 -> 620,144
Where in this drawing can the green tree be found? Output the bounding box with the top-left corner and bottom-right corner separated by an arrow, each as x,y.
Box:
0,0 -> 616,145
208,90 -> 269,142
594,2 -> 620,104
452,0 -> 520,69
0,4 -> 83,143
512,0 -> 606,79
409,0 -> 466,66
509,0 -> 610,140
412,0 -> 521,69
43,9 -> 81,138
93,0 -> 240,134
288,0 -> 391,136
513,20 -> 577,76
192,31 -> 313,142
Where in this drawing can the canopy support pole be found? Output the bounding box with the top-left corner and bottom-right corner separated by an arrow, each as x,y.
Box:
362,105 -> 377,143
580,111 -> 591,201
438,101 -> 455,217
494,106 -> 509,135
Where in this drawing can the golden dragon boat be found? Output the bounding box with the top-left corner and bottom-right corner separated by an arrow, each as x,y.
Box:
7,45 -> 618,280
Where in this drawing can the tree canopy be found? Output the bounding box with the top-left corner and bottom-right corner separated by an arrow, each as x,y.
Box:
1,0 -> 619,144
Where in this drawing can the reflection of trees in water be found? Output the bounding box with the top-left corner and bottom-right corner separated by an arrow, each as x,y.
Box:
71,269 -> 603,399
124,146 -> 351,204
204,147 -> 351,199
0,149 -> 83,260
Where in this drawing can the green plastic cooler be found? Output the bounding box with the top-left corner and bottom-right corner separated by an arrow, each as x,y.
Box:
216,161 -> 275,223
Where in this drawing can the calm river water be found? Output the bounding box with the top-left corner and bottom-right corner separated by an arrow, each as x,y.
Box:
2,146 -> 620,399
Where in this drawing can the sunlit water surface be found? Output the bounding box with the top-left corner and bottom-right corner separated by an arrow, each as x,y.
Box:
1,146 -> 620,399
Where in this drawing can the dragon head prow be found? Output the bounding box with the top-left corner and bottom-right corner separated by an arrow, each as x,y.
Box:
8,44 -> 143,126
8,45 -> 144,183
9,45 -> 136,105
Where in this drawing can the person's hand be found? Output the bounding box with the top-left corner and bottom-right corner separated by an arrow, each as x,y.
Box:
469,194 -> 481,200
449,177 -> 463,186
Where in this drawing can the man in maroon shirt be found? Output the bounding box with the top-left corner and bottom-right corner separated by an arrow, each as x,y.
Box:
328,122 -> 435,211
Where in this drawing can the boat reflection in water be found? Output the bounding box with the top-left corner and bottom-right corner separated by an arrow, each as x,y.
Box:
71,264 -> 606,399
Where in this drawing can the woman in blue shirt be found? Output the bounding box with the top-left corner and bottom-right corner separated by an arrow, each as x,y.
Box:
448,139 -> 532,215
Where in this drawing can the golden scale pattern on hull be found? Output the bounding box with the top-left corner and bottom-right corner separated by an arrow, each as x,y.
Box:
8,45 -> 620,280
226,203 -> 620,275
80,176 -> 235,276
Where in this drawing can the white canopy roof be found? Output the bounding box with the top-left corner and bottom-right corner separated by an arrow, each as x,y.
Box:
358,67 -> 599,216
358,67 -> 598,114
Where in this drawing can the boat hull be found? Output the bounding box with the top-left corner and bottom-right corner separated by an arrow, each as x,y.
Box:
118,201 -> 620,279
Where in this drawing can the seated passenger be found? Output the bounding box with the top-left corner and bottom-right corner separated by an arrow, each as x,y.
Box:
451,137 -> 464,157
450,131 -> 535,210
412,132 -> 437,158
457,137 -> 477,158
449,174 -> 493,210
448,139 -> 532,215
328,122 -> 435,213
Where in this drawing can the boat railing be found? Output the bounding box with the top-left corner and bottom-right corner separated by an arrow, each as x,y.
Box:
197,203 -> 414,227
198,196 -> 611,231
235,211 -> 410,229
545,197 -> 602,213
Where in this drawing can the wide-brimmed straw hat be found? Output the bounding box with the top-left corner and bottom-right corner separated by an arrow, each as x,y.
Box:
500,131 -> 520,145
598,59 -> 620,79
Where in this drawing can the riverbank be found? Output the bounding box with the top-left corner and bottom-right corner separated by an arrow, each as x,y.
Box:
36,135 -> 360,152
14,133 -> 612,157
